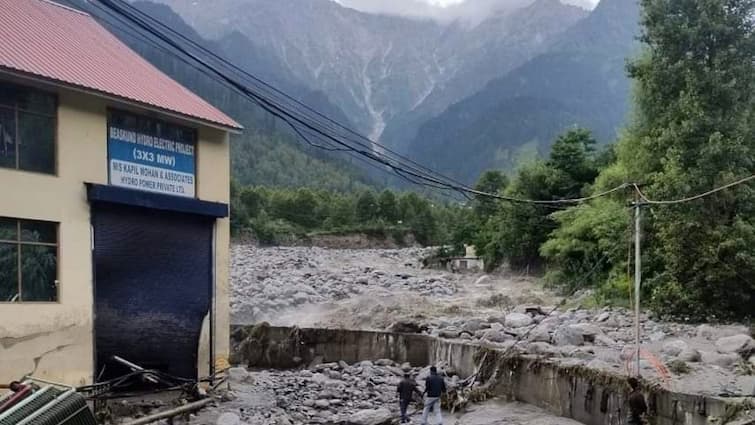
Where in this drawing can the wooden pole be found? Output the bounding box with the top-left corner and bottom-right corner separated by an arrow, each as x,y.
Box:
634,201 -> 642,376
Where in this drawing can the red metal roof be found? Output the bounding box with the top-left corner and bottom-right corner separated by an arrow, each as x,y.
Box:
0,0 -> 241,130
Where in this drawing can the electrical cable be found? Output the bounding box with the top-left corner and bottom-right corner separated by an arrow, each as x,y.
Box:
93,0 -> 634,205
100,0 -> 475,191
94,0 -> 469,194
632,175 -> 755,205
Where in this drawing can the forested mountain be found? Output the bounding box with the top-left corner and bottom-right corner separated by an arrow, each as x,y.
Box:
62,0 -> 377,190
71,0 -> 640,188
153,0 -> 587,146
408,0 -> 640,183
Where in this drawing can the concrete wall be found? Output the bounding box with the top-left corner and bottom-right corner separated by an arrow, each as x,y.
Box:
195,125 -> 231,376
0,82 -> 231,386
232,326 -> 751,425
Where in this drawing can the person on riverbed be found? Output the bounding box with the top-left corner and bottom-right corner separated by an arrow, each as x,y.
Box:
421,366 -> 447,425
627,377 -> 648,425
397,372 -> 422,423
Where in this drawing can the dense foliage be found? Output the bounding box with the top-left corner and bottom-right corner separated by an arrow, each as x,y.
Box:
465,0 -> 754,321
230,185 -> 462,246
473,129 -> 610,271
620,0 -> 755,320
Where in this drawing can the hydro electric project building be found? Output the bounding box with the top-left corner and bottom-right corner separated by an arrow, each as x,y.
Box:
0,0 -> 241,385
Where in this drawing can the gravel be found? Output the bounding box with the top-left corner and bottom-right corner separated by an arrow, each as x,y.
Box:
190,361 -> 460,425
230,245 -> 755,397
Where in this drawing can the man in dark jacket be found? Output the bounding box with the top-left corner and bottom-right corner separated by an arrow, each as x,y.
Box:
421,366 -> 446,425
627,377 -> 647,425
397,373 -> 421,423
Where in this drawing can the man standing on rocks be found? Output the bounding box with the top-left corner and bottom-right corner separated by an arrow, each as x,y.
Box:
397,372 -> 422,423
421,366 -> 446,425
627,377 -> 647,425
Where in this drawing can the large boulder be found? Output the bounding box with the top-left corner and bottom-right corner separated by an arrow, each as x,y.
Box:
527,327 -> 551,343
553,324 -> 601,346
462,319 -> 485,333
505,313 -> 534,328
482,330 -> 512,343
439,327 -> 461,339
662,340 -> 689,357
701,351 -> 740,368
553,325 -> 585,346
678,347 -> 702,363
345,408 -> 394,425
715,335 -> 755,356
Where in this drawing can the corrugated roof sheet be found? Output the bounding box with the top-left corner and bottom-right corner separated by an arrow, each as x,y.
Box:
0,0 -> 241,130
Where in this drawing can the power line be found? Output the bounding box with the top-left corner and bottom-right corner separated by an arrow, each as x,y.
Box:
95,0 -> 754,209
92,0 -> 637,206
632,175 -> 755,205
96,0 -> 471,193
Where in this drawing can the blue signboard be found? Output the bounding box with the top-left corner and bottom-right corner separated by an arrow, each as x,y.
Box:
107,112 -> 196,198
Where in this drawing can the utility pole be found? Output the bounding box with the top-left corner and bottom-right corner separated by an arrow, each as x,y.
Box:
633,198 -> 642,376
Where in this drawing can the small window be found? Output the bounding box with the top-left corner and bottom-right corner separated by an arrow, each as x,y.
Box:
0,81 -> 56,174
0,217 -> 58,302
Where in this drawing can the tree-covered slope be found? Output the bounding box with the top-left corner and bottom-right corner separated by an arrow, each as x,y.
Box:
408,0 -> 640,183
62,0 -> 376,191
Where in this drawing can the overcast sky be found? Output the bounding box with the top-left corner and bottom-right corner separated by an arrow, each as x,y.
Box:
335,0 -> 599,22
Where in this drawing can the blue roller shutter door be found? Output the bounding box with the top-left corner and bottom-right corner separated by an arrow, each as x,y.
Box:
93,204 -> 212,380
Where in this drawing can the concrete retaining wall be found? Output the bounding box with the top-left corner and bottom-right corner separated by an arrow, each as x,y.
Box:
231,325 -> 753,425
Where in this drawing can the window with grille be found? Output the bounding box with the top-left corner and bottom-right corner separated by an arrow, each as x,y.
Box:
0,81 -> 57,174
0,217 -> 58,302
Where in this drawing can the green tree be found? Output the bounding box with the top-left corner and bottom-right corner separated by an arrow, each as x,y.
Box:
355,191 -> 378,223
617,0 -> 755,320
289,188 -> 320,228
377,190 -> 399,223
548,128 -> 599,192
240,187 -> 266,219
475,128 -> 603,271
472,170 -> 509,218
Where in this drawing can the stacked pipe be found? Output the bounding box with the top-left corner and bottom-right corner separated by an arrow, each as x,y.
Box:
0,380 -> 96,425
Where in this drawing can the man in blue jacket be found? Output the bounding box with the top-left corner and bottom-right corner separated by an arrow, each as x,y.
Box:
421,366 -> 447,424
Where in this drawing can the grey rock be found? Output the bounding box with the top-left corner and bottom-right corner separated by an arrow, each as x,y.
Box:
462,319 -> 485,333
527,327 -> 551,343
314,399 -> 330,409
345,408 -> 393,425
505,312 -> 534,328
527,342 -> 557,356
701,351 -> 740,368
662,340 -> 689,357
678,347 -> 701,363
482,330 -> 512,343
553,325 -> 585,346
374,359 -> 393,366
715,334 -> 755,356
439,328 -> 461,339
595,312 -> 611,322
389,320 -> 426,334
